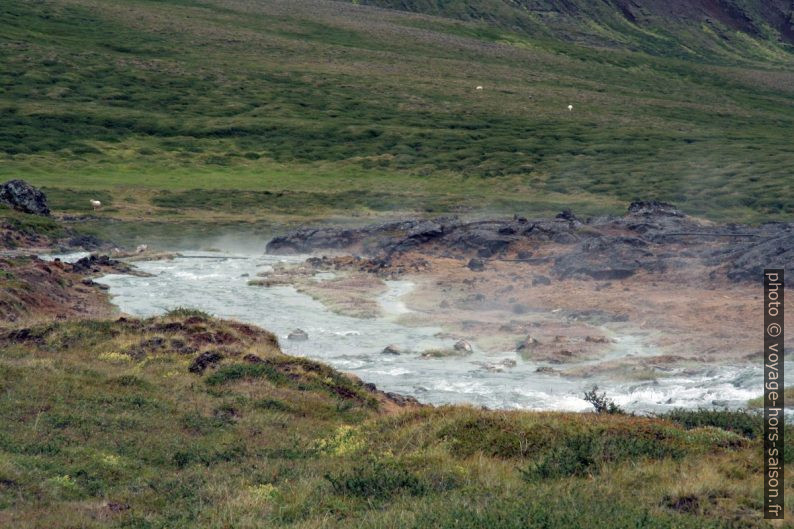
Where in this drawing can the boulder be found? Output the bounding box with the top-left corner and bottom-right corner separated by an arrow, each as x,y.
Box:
288,329 -> 309,341
516,336 -> 541,352
453,340 -> 473,354
0,179 -> 50,216
382,344 -> 402,355
627,200 -> 683,218
72,254 -> 118,274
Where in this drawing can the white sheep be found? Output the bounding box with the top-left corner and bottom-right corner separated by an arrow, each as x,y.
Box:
136,244 -> 148,254
567,104 -> 573,111
475,85 -> 483,91
90,199 -> 102,210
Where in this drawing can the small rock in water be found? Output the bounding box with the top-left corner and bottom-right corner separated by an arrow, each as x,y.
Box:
382,344 -> 402,355
500,359 -> 517,368
454,340 -> 473,354
516,335 -> 541,352
288,329 -> 309,341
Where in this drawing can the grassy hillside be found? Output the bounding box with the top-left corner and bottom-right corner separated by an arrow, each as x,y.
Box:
350,0 -> 794,59
0,309 -> 788,528
1,0 -> 794,223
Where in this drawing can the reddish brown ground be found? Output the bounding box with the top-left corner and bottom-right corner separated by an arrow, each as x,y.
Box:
0,256 -> 117,326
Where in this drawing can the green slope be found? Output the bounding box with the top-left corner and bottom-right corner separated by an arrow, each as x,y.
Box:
1,0 -> 793,222
350,0 -> 794,60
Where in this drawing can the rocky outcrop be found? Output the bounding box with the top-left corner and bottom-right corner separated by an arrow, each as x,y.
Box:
0,180 -> 50,216
267,200 -> 792,286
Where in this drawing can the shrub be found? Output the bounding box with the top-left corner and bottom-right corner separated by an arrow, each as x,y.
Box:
519,432 -> 685,481
166,307 -> 211,319
325,457 -> 426,499
658,409 -> 762,439
204,363 -> 285,386
520,434 -> 598,480
584,386 -> 624,414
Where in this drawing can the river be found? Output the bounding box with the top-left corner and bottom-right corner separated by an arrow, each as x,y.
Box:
46,250 -> 770,413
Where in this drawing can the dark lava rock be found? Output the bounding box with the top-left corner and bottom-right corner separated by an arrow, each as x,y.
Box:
0,180 -> 50,216
382,344 -> 402,355
189,351 -> 223,374
555,209 -> 581,223
532,275 -> 551,286
516,336 -> 541,352
267,219 -> 452,255
722,230 -> 794,287
67,234 -> 106,251
265,200 -> 792,288
627,200 -> 683,218
552,235 -> 659,280
72,254 -> 119,274
467,258 -> 485,271
385,391 -> 421,407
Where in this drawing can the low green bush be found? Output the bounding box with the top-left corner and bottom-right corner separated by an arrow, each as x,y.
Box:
325,457 -> 426,499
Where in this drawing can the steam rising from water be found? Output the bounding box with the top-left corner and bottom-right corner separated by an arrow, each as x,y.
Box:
80,251 -> 774,413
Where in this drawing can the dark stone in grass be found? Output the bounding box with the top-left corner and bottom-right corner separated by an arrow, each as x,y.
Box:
0,179 -> 50,216
106,502 -> 130,513
532,275 -> 551,286
189,351 -> 223,374
243,353 -> 264,363
664,494 -> 699,513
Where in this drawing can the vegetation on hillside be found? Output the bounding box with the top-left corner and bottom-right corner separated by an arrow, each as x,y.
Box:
351,0 -> 794,60
1,0 -> 793,223
0,312 -> 788,528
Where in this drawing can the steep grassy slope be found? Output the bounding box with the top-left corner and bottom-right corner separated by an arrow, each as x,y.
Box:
351,0 -> 794,58
0,311 -> 788,528
1,0 -> 793,222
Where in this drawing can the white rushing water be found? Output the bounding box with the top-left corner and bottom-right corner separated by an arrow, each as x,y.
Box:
90,251 -> 774,413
